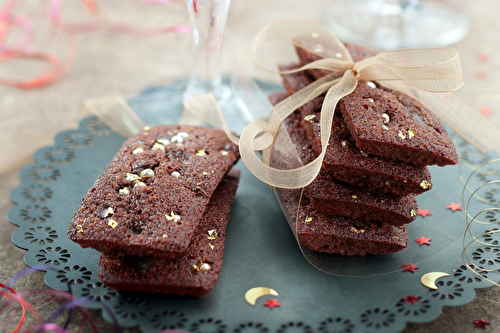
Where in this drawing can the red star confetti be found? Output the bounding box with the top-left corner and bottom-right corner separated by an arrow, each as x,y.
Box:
263,298 -> 280,309
402,263 -> 419,273
474,318 -> 490,329
417,208 -> 431,217
415,236 -> 431,246
480,106 -> 493,116
404,295 -> 421,304
474,70 -> 487,80
447,202 -> 462,212
477,52 -> 490,63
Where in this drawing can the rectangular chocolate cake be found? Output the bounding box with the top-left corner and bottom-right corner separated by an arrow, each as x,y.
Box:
281,107 -> 418,226
278,65 -> 434,196
98,168 -> 240,297
68,125 -> 239,258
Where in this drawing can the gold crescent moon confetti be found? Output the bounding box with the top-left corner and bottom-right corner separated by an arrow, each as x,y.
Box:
244,287 -> 279,306
421,272 -> 450,290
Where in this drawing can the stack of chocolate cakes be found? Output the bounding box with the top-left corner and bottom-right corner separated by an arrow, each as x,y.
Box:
68,125 -> 240,297
271,44 -> 458,256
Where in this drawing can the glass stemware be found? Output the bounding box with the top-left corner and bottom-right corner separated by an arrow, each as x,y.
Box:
324,0 -> 470,50
183,0 -> 231,103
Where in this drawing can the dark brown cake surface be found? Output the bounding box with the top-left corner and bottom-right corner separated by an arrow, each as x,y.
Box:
277,185 -> 408,256
98,168 -> 240,297
271,89 -> 432,196
296,201 -> 408,256
339,81 -> 459,166
282,110 -> 418,225
68,125 -> 239,258
291,42 -> 458,167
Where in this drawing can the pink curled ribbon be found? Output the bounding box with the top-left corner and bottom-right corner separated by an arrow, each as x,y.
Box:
0,0 -> 190,89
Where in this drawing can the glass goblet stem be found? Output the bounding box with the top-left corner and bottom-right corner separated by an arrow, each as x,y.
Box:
183,0 -> 231,102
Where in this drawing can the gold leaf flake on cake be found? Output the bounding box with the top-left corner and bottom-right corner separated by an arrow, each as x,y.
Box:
196,149 -> 206,156
350,226 -> 365,234
108,219 -> 118,228
410,209 -> 417,217
202,171 -> 208,176
209,243 -> 215,249
398,130 -> 406,140
207,229 -> 218,240
126,173 -> 140,182
133,180 -> 146,188
304,114 -> 316,122
382,125 -> 389,131
420,180 -> 432,189
140,169 -> 154,179
382,113 -> 390,124
165,211 -> 181,223
133,146 -> 144,154
408,128 -> 416,139
76,225 -> 83,233
119,187 -> 130,195
305,217 -> 313,223
152,142 -> 165,152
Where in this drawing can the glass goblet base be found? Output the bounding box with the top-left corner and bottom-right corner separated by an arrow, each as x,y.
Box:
324,0 -> 470,50
182,78 -> 232,105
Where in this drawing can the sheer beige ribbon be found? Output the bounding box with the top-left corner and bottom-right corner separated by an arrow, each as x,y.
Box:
187,19 -> 500,189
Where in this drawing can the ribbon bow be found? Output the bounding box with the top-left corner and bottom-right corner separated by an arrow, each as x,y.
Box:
236,19 -> 463,189
183,19 -> 500,189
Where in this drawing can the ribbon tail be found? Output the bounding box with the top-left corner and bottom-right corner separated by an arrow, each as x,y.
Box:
81,95 -> 146,137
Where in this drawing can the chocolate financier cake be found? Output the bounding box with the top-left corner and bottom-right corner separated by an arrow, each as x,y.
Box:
277,65 -> 433,196
279,105 -> 418,226
277,178 -> 408,256
99,168 -> 240,297
292,42 -> 458,167
68,125 -> 239,258
338,81 -> 459,167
